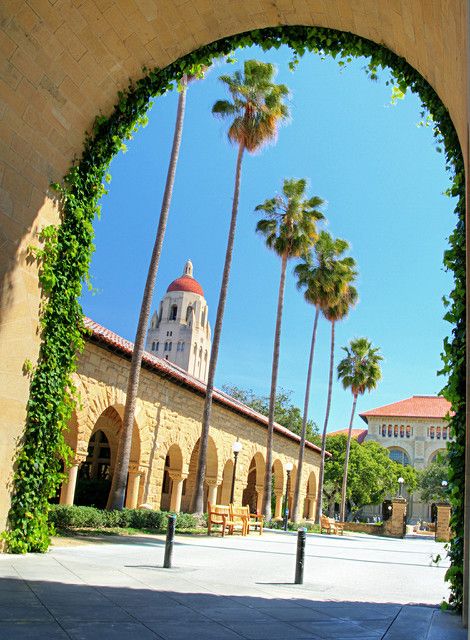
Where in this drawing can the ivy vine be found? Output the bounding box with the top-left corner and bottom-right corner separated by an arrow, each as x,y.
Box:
5,24 -> 465,608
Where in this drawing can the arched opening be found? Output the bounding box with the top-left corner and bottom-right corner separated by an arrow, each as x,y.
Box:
388,447 -> 411,467
182,436 -> 219,512
0,13 -> 462,616
217,459 -> 234,505
304,471 -> 317,520
242,452 -> 265,514
160,443 -> 184,512
73,406 -> 141,509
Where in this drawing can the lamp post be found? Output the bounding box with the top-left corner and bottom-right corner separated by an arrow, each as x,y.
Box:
230,440 -> 242,504
441,479 -> 448,502
283,462 -> 294,531
397,476 -> 405,498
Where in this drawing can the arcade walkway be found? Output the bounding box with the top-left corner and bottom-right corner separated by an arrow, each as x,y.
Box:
0,531 -> 464,639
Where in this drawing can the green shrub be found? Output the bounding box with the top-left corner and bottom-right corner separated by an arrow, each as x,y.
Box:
175,512 -> 199,529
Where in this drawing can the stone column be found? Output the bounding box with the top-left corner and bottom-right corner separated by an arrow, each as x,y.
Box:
60,462 -> 80,506
436,503 -> 452,542
255,484 -> 264,514
169,473 -> 187,512
307,494 -> 316,520
206,480 -> 218,509
383,497 -> 407,538
125,470 -> 142,509
274,491 -> 283,519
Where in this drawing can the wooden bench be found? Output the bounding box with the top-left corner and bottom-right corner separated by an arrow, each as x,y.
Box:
321,515 -> 344,535
247,510 -> 263,535
207,503 -> 231,536
228,505 -> 249,536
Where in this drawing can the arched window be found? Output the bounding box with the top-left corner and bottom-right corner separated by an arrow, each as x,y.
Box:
443,426 -> 448,440
381,424 -> 386,437
155,341 -> 159,351
400,425 -> 404,438
169,304 -> 177,321
387,424 -> 392,437
186,306 -> 193,323
181,342 -> 185,352
152,341 -> 155,351
393,425 -> 398,438
430,426 -> 435,439
389,448 -> 410,466
406,425 -> 411,438
168,342 -> 172,352
436,426 -> 441,439
201,308 -> 206,327
164,342 -> 168,351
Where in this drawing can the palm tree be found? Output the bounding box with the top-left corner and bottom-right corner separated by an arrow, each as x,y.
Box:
107,75 -> 192,510
255,178 -> 325,520
316,272 -> 358,523
191,60 -> 290,514
337,337 -> 383,521
291,231 -> 351,522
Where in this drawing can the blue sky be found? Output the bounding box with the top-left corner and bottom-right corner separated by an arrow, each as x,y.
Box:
80,45 -> 456,433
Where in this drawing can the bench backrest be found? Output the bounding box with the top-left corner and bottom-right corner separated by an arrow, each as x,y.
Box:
208,503 -> 230,524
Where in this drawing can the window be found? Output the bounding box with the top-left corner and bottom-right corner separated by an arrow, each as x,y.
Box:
181,342 -> 185,352
176,342 -> 180,352
168,342 -> 172,351
389,448 -> 410,466
406,425 -> 411,438
387,425 -> 392,437
436,426 -> 441,440
169,305 -> 177,321
156,342 -> 159,351
393,425 -> 398,438
382,424 -> 386,437
164,342 -> 168,351
186,306 -> 193,323
400,425 -> 404,438
152,341 -> 155,351
443,426 -> 448,440
430,426 -> 435,439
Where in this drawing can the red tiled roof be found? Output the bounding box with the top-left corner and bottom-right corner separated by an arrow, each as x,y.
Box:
82,317 -> 325,455
167,275 -> 204,296
328,428 -> 368,444
359,396 -> 452,422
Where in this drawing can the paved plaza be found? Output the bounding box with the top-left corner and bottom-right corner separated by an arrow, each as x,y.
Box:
0,530 -> 465,639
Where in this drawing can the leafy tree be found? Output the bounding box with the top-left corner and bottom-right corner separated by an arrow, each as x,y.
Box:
324,436 -> 417,517
291,231 -> 352,521
337,337 -> 383,521
222,385 -> 320,442
107,74 -> 192,510
316,254 -> 358,522
255,178 -> 325,519
191,61 -> 290,514
418,453 -> 450,502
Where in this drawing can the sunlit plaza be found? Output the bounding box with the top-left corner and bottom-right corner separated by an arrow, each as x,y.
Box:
0,531 -> 464,639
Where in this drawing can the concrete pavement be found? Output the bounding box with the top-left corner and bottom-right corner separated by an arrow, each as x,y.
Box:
0,530 -> 464,639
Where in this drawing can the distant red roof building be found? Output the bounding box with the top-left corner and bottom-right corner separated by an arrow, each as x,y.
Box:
328,428 -> 368,444
359,395 -> 452,422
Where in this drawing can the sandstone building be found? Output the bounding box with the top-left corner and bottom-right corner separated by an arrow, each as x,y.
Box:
59,317 -> 322,518
330,396 -> 452,521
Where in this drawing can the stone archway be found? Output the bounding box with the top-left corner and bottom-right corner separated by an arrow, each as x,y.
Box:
304,471 -> 317,521
217,458 -> 234,505
160,443 -> 185,512
182,436 -> 219,512
242,452 -> 265,514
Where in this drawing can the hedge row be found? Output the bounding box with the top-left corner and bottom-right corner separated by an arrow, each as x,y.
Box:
49,505 -> 200,531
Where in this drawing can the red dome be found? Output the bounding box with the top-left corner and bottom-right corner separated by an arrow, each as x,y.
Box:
167,275 -> 204,296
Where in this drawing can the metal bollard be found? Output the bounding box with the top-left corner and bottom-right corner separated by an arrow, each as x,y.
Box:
295,527 -> 307,584
163,514 -> 176,568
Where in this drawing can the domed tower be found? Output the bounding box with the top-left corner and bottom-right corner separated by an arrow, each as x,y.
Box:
146,260 -> 212,382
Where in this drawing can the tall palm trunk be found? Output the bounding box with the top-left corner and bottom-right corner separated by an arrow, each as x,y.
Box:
315,319 -> 335,523
339,392 -> 358,522
191,142 -> 245,514
292,305 -> 320,522
106,77 -> 188,510
263,252 -> 288,520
